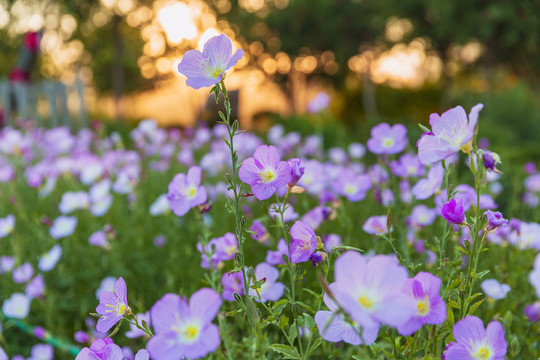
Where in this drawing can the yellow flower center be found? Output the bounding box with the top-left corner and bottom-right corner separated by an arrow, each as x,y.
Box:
416,297 -> 429,316
188,187 -> 197,197
474,346 -> 491,360
259,170 -> 275,183
118,303 -> 126,315
383,138 -> 395,148
344,184 -> 357,195
301,239 -> 311,250
358,295 -> 374,309
461,140 -> 473,154
183,324 -> 199,340
210,68 -> 223,79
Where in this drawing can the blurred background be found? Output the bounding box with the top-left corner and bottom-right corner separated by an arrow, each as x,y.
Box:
0,0 -> 539,158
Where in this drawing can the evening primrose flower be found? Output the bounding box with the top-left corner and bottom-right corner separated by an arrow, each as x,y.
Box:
289,221 -> 317,264
221,271 -> 244,301
75,338 -> 122,360
481,279 -> 510,300
248,263 -> 284,303
147,288 -> 222,359
96,277 -> 129,333
2,293 -> 31,319
50,216 -> 77,239
332,169 -> 372,202
417,104 -> 483,164
441,199 -> 466,225
239,145 -> 292,200
443,316 -> 506,360
367,123 -> 408,155
177,34 -> 244,89
0,214 -> 14,238
167,166 -> 207,217
38,245 -> 62,272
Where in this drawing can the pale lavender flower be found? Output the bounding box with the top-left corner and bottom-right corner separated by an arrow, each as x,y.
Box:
38,245 -> 62,272
239,145 -> 292,200
0,256 -> 14,273
390,153 -> 424,178
367,123 -> 408,155
265,239 -> 289,265
287,158 -> 305,187
221,271 -> 244,301
348,143 -> 366,159
326,251 -> 416,335
153,234 -> 167,247
328,147 -> 348,164
323,234 -> 342,252
149,194 -> 170,216
409,205 -> 437,227
417,104 -> 483,164
147,288 -> 222,359
59,191 -> 90,214
167,166 -> 207,217
332,169 -> 372,202
269,203 -> 298,223
25,275 -> 45,299
89,231 -> 109,248
13,262 -> 33,283
198,233 -> 238,269
248,263 -> 284,303
362,215 -> 389,235
398,272 -> 447,336
297,160 -> 327,195
512,222 -> 540,250
96,277 -> 128,333
96,277 -> 117,300
125,312 -> 151,338
524,302 -> 540,323
177,34 -> 243,89
315,293 -> 379,345
481,279 -> 510,300
50,216 -> 77,239
289,221 -> 317,264
29,344 -> 53,360
307,92 -> 330,113
300,206 -> 332,230
75,338 -> 123,360
412,162 -> 444,200
0,214 -> 14,238
2,293 -> 31,319
443,316 -> 506,360
74,330 -> 90,343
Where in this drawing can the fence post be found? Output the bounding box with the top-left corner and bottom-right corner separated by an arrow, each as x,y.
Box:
75,75 -> 87,128
56,82 -> 69,126
0,79 -> 11,126
43,81 -> 58,127
13,82 -> 29,121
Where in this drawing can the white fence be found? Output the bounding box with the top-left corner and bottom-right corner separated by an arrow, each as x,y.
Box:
0,77 -> 87,128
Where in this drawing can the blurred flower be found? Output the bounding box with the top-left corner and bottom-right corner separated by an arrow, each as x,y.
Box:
390,153 -> 424,178
287,158 -> 305,187
153,234 -> 167,247
38,245 -> 62,272
147,289 -> 222,359
177,34 -> 243,89
96,277 -> 128,333
409,205 -> 437,227
289,221 -> 317,264
59,191 -> 90,214
250,220 -> 269,244
75,338 -> 122,360
269,203 -> 298,223
412,163 -> 444,200
398,272 -> 447,336
13,262 -> 34,283
0,214 -> 15,238
441,199 -> 466,225
149,194 -> 170,216
481,279 -> 510,300
266,239 -> 289,265
167,166 -> 207,217
2,293 -> 31,319
362,215 -> 389,235
482,151 -> 501,172
524,302 -> 540,323
322,234 -> 342,252
417,104 -> 483,164
443,316 -> 506,360
348,143 -> 366,159
25,275 -> 45,299
484,210 -> 508,232
74,330 -> 90,344
332,169 -> 372,202
248,263 -> 284,303
125,312 -> 151,339
0,256 -> 14,273
367,123 -> 408,155
307,92 -> 330,114
239,145 -> 292,200
221,271 -> 244,301
50,216 -> 78,239
89,231 -> 109,249
29,344 -> 53,360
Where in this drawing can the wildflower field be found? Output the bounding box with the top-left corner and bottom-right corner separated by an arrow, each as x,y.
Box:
2,34 -> 540,360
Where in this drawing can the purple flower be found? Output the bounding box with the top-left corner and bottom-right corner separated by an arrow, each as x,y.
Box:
332,169 -> 372,202
481,279 -> 510,300
50,216 -> 77,239
315,293 -> 378,345
167,166 -> 207,217
198,232 -> 238,269
147,288 -> 222,359
412,163 -> 444,200
221,271 -> 244,301
25,275 -> 45,299
390,153 -> 424,178
524,302 -> 540,323
397,272 -> 447,336
75,338 -> 123,360
239,145 -> 292,200
348,143 -> 366,159
483,151 -> 499,171
443,316 -> 506,360
367,123 -> 408,155
484,210 -> 508,232
289,221 -> 317,263
89,230 -> 109,248
96,277 -> 128,333
266,239 -> 289,265
409,205 -> 437,227
287,158 -> 305,187
441,199 -> 466,225
248,263 -> 284,303
0,256 -> 14,273
300,206 -> 332,230
250,220 -> 269,244
13,262 -> 34,283
177,34 -> 243,89
29,344 -> 53,360
326,251 -> 416,335
2,293 -> 31,319
417,104 -> 483,164
362,215 -> 389,235
33,326 -> 46,339
322,234 -> 342,252
74,330 -> 90,343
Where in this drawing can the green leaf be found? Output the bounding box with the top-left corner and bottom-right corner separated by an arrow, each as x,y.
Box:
295,301 -> 314,312
268,344 -> 301,359
467,298 -> 486,315
279,315 -> 289,330
475,270 -> 490,279
302,288 -> 322,299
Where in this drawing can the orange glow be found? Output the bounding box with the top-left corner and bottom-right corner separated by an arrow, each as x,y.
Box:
157,2 -> 198,44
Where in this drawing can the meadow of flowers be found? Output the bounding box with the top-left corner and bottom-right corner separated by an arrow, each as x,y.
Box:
1,34 -> 540,359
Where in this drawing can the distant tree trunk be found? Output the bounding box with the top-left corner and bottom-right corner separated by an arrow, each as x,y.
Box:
112,15 -> 124,122
361,72 -> 377,117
